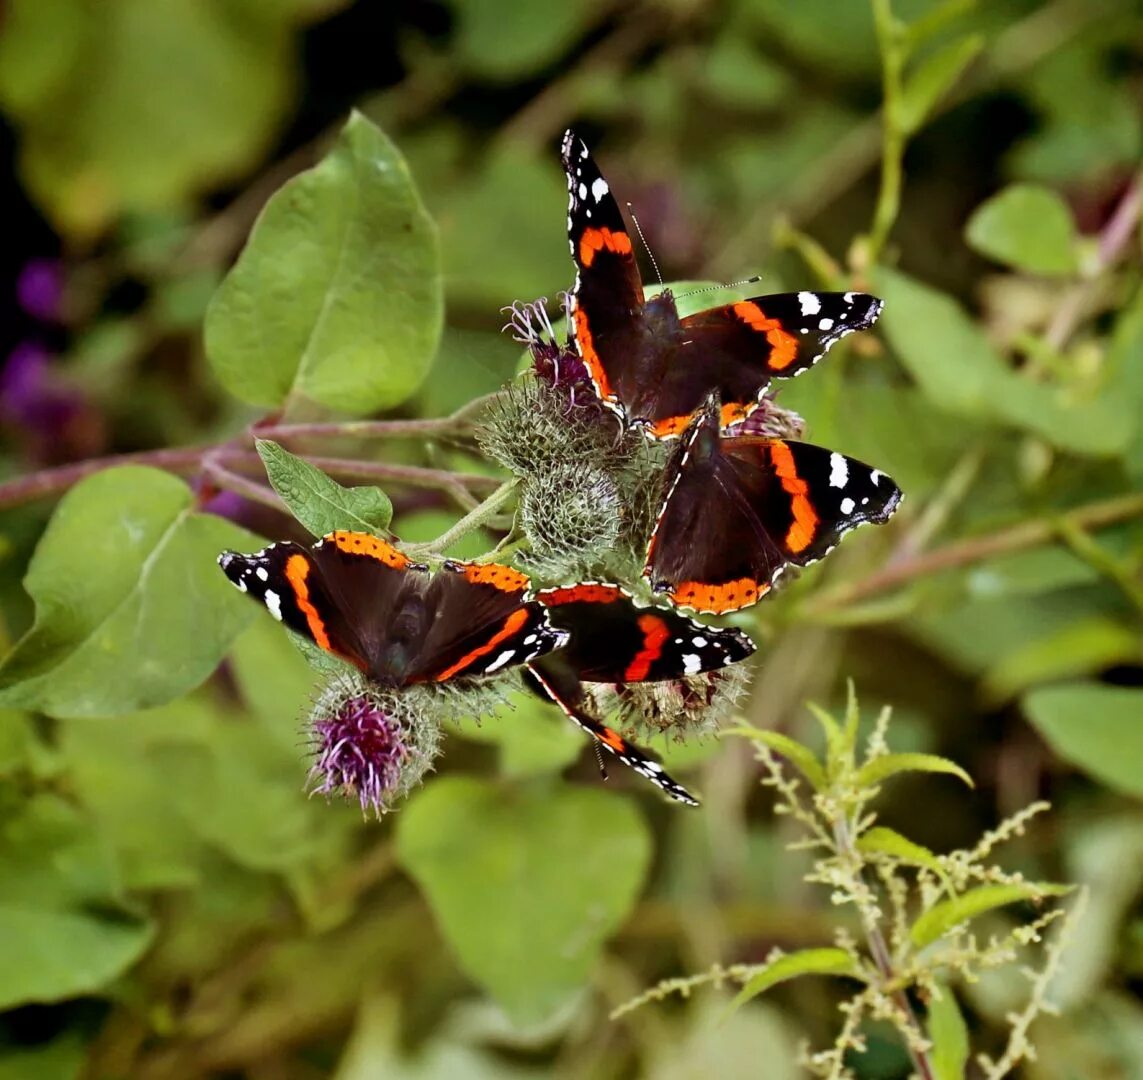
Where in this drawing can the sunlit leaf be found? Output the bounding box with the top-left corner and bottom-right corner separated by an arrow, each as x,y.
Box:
256,439 -> 392,538
206,112 -> 442,414
396,777 -> 651,1024
855,753 -> 973,790
897,35 -> 983,134
727,948 -> 862,1013
728,726 -> 827,791
1024,682 -> 1143,799
911,882 -> 1071,949
928,983 -> 970,1080
0,467 -> 256,718
965,183 -> 1079,275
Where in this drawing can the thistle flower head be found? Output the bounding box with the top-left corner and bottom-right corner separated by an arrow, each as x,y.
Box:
519,463 -> 622,569
726,396 -> 806,440
306,677 -> 442,817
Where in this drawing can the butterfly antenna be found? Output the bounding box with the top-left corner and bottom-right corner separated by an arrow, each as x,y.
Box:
674,275 -> 762,301
626,203 -> 663,288
592,741 -> 610,781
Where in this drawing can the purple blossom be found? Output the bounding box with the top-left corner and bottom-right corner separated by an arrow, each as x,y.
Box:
16,259 -> 64,323
0,342 -> 84,431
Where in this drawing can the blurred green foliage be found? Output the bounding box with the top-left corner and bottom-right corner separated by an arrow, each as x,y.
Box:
1,0 -> 1141,1076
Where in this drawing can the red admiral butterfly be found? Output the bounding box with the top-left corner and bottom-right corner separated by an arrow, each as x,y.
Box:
561,130 -> 884,439
643,396 -> 903,614
218,533 -> 756,803
529,582 -> 756,806
218,531 -> 566,685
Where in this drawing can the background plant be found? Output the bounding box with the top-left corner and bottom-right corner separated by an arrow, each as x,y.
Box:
0,0 -> 1140,1076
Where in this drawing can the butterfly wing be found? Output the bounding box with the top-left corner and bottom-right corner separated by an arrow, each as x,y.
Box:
536,583 -> 755,682
406,561 -> 567,683
526,655 -> 699,805
561,129 -> 651,414
217,531 -> 425,676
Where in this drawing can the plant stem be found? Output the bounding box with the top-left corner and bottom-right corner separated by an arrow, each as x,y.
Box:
806,491 -> 1143,613
833,816 -> 935,1080
201,457 -> 284,512
866,0 -> 906,265
406,479 -> 518,555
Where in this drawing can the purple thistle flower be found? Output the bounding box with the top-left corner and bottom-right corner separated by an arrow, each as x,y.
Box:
502,296 -> 593,402
16,259 -> 65,323
306,681 -> 440,816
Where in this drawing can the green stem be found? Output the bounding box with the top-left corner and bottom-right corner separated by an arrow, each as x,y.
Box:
406,480 -> 518,556
865,0 -> 907,265
1054,518 -> 1143,616
806,491 -> 1143,613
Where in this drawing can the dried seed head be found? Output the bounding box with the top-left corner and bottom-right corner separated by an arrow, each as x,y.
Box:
519,462 -> 623,568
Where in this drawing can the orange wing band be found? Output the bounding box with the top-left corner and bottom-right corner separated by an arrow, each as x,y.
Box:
284,554 -> 334,652
732,302 -> 798,371
455,562 -> 531,594
539,583 -> 624,606
768,441 -> 819,553
578,226 -> 633,268
624,614 -> 671,681
670,577 -> 768,614
328,531 -> 412,568
432,608 -> 530,682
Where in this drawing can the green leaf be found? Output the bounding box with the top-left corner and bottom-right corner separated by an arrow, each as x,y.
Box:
857,826 -> 946,879
0,467 -> 257,718
396,777 -> 651,1024
728,948 -> 861,1013
448,0 -> 601,81
0,796 -> 154,1008
256,439 -> 392,538
928,984 -> 970,1080
206,112 -> 442,414
965,183 -> 1079,275
1024,682 -> 1143,798
447,691 -> 583,778
0,1031 -> 85,1080
729,726 -> 827,791
877,267 -> 1134,455
0,0 -> 299,239
911,882 -> 1071,949
897,36 -> 983,135
856,753 -> 973,790
980,617 -> 1143,706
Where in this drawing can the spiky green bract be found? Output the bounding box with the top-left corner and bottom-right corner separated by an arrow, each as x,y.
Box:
587,662 -> 752,742
520,464 -> 621,568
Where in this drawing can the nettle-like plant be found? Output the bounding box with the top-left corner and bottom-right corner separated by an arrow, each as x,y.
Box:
615,688 -> 1081,1079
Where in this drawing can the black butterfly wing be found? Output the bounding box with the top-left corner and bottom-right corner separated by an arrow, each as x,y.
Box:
645,292 -> 883,434
526,654 -> 699,805
561,129 -> 651,414
536,583 -> 755,682
405,561 -> 567,684
643,400 -> 786,613
217,531 -> 425,677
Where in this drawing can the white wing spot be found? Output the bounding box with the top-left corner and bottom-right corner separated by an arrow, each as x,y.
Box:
862,496 -> 870,505
870,470 -> 882,486
818,317 -> 834,331
797,291 -> 821,316
591,176 -> 609,202
840,497 -> 856,515
578,182 -> 587,200
691,636 -> 707,647
484,650 -> 518,674
264,591 -> 284,621
255,566 -> 269,581
844,291 -> 856,304
829,452 -> 848,488
682,654 -> 703,674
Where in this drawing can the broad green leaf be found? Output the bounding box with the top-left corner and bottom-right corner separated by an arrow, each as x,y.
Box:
728,948 -> 862,1012
0,796 -> 154,1008
877,267 -> 1133,454
856,753 -> 973,790
965,183 -> 1079,275
729,726 -> 826,791
1107,287 -> 1143,479
206,112 -> 442,414
256,439 -> 392,538
0,0 -> 297,238
0,467 -> 257,718
448,0 -> 601,81
928,984 -> 970,1080
857,827 -> 945,878
396,777 -> 651,1024
0,709 -> 36,775
911,882 -> 1071,949
1024,682 -> 1143,798
897,36 -> 983,134
448,691 -> 583,778
980,617 -> 1143,706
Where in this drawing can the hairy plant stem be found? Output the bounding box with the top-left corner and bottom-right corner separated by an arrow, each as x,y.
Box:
806,490 -> 1143,614
406,479 -> 518,555
866,0 -> 906,265
833,815 -> 935,1080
